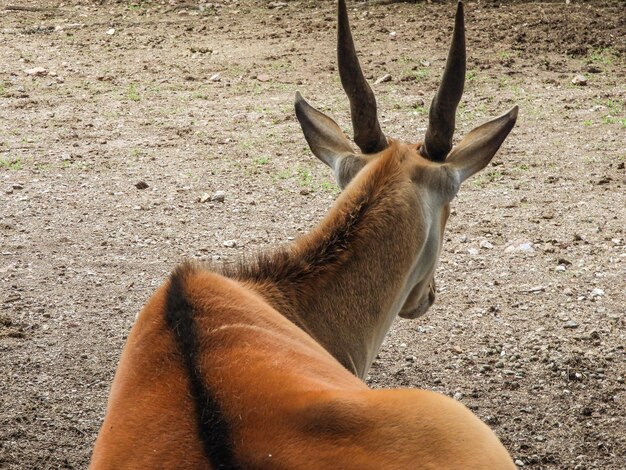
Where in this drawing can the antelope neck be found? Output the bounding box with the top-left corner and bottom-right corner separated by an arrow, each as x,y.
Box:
243,153 -> 424,378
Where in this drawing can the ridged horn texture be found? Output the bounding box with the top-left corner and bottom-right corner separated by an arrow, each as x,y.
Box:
337,0 -> 387,154
423,1 -> 466,162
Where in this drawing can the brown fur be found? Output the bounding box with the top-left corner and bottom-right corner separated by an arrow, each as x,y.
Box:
92,260 -> 515,469
91,143 -> 515,469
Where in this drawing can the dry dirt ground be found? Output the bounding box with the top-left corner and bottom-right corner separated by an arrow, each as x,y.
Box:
1,0 -> 625,468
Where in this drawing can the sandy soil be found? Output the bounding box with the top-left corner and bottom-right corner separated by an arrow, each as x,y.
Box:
1,1 -> 625,468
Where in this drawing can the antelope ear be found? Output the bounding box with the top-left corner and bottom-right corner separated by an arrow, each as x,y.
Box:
444,106 -> 518,183
295,91 -> 367,189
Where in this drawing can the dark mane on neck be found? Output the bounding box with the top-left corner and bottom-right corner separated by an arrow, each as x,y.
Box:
220,195 -> 369,286
218,148 -> 403,288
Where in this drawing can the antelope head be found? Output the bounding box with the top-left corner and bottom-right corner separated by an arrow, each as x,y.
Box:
295,0 -> 517,322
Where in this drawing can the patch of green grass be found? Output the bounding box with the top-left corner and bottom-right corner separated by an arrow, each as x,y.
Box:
471,176 -> 486,188
586,47 -> 616,66
0,83 -> 5,96
0,157 -> 23,170
602,99 -> 624,114
297,167 -> 313,187
271,166 -> 316,188
471,171 -> 502,188
583,120 -> 593,127
515,163 -> 530,171
34,162 -> 53,172
596,98 -> 626,127
276,169 -> 290,180
127,1 -> 148,12
466,70 -> 477,82
238,139 -> 255,151
320,180 -> 340,196
601,116 -> 626,127
253,156 -> 269,165
126,83 -> 141,102
411,68 -> 429,83
248,83 -> 265,96
192,92 -> 210,100
148,85 -> 162,95
486,171 -> 502,182
412,102 -> 426,114
511,85 -> 524,98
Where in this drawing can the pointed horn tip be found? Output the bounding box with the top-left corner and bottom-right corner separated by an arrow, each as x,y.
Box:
508,105 -> 519,122
295,91 -> 310,110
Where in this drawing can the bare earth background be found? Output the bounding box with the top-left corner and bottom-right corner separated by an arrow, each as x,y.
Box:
1,1 -> 625,468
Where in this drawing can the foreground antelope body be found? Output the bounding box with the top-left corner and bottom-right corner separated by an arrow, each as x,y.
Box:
92,1 -> 517,468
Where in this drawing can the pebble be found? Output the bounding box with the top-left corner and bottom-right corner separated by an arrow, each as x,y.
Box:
135,181 -> 149,190
210,73 -> 221,82
590,288 -> 604,298
453,392 -> 464,400
222,240 -> 237,248
375,74 -> 392,84
256,74 -> 271,82
467,248 -> 479,256
563,320 -> 578,329
106,28 -> 115,35
479,240 -> 494,249
515,459 -> 524,467
199,193 -> 211,203
504,240 -> 535,253
555,265 -> 566,272
24,67 -> 48,76
211,190 -> 226,203
571,75 -> 587,86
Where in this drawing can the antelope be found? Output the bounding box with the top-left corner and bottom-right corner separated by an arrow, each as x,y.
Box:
91,1 -> 518,468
